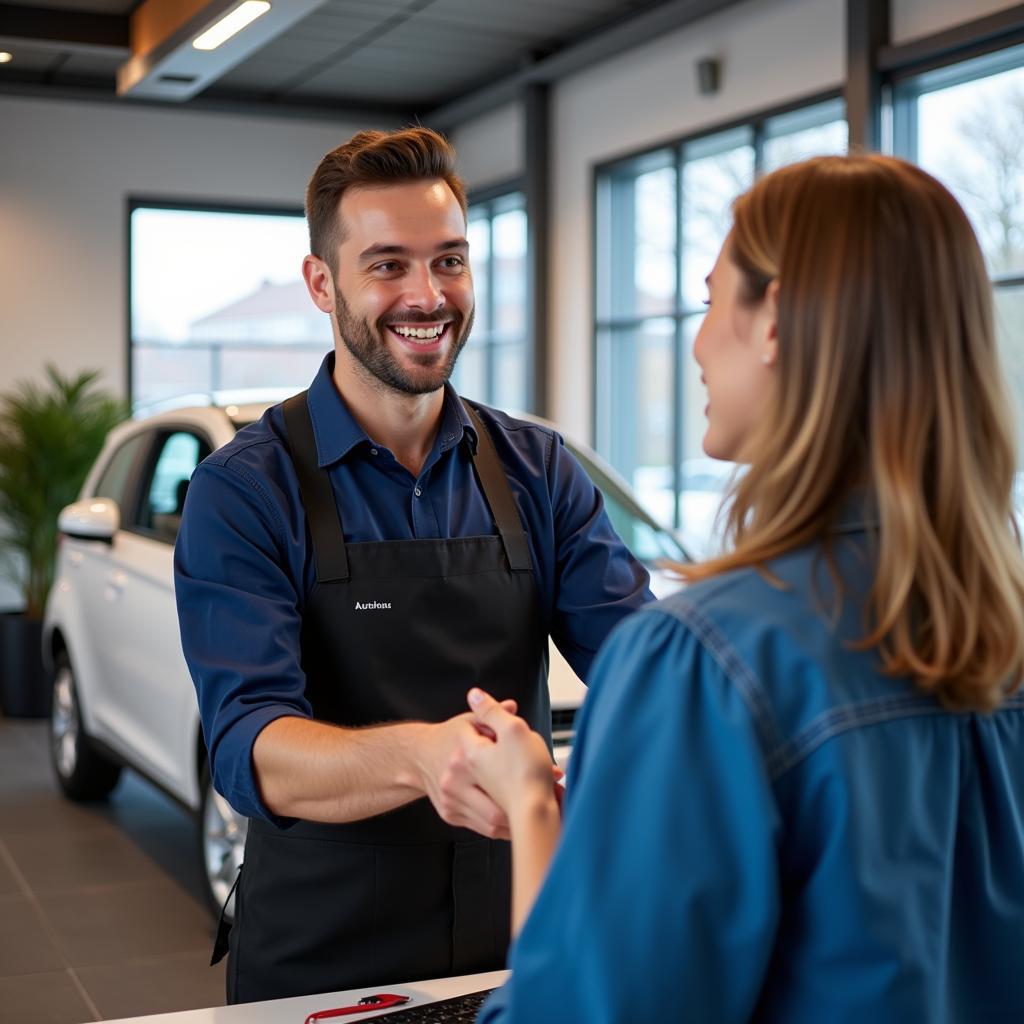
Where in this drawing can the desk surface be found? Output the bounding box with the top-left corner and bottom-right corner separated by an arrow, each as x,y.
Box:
99,971 -> 510,1024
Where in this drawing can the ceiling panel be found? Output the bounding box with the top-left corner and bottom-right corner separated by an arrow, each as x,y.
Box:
56,49 -> 123,76
354,20 -> 530,60
0,42 -> 67,73
290,49 -> 498,105
424,0 -> 633,35
1,0 -> 132,10
0,0 -> 686,116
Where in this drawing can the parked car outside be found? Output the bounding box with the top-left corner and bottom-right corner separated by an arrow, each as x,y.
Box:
44,401 -> 688,920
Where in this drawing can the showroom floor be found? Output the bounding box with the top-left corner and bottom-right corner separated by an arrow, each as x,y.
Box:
0,718 -> 226,1024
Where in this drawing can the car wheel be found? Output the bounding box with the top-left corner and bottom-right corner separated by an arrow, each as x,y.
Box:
50,651 -> 122,800
198,764 -> 247,923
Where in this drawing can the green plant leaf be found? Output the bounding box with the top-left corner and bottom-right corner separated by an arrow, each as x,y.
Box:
0,365 -> 129,620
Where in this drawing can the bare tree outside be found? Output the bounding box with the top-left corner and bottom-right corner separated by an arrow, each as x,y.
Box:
944,86 -> 1024,276
916,70 -> 1024,464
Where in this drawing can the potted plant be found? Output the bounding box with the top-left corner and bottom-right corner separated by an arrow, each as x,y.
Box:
0,366 -> 127,717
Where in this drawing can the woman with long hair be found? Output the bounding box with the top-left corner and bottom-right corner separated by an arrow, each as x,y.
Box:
461,154 -> 1024,1022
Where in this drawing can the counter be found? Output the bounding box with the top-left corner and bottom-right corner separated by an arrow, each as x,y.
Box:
100,970 -> 510,1023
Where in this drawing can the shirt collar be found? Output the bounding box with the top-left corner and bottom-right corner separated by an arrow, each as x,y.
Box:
829,490 -> 879,534
305,351 -> 478,468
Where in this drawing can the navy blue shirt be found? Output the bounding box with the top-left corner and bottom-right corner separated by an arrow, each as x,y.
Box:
174,354 -> 653,822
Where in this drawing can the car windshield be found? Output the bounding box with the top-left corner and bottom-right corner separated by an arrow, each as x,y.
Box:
564,442 -> 689,565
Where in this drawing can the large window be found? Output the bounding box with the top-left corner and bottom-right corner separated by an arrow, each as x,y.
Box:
451,190 -> 530,411
594,98 -> 846,557
891,43 -> 1024,460
129,203 -> 331,416
131,196 -> 529,419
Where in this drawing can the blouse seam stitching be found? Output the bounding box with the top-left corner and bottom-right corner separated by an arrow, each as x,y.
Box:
649,601 -> 784,759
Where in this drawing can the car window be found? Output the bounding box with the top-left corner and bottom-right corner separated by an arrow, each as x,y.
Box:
600,487 -> 687,564
563,441 -> 689,564
132,431 -> 212,544
93,433 -> 149,511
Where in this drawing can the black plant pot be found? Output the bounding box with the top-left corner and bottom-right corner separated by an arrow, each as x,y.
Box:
0,613 -> 49,719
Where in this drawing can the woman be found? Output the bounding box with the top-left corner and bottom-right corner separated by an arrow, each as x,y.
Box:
460,155 -> 1024,1023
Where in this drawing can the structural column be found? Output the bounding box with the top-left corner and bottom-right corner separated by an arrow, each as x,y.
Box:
846,0 -> 889,151
524,82 -> 550,417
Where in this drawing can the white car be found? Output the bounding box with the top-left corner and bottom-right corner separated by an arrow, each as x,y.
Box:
43,403 -> 688,919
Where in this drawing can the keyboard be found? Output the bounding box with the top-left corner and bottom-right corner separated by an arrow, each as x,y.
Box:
370,988 -> 496,1021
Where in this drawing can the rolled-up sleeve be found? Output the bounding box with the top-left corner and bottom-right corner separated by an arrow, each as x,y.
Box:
174,458 -> 311,824
480,606 -> 782,1024
545,433 -> 654,682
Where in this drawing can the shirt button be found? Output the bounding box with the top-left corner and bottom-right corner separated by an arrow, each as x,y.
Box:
370,448 -> 378,456
414,487 -> 422,497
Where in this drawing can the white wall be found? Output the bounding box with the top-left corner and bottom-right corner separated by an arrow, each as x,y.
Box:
450,101 -> 523,192
0,96 -> 378,610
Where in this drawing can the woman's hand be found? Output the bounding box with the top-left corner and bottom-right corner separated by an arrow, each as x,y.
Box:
461,688 -> 559,823
462,687 -> 563,935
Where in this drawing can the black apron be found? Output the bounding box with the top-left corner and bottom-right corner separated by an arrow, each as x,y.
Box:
221,391 -> 550,1004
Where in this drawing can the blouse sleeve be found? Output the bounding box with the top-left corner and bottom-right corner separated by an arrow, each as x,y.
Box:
479,604 -> 782,1023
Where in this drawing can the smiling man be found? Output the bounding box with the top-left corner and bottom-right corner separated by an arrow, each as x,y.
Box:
173,127 -> 654,1004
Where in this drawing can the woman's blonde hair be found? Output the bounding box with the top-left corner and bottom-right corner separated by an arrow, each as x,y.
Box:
682,154 -> 1024,711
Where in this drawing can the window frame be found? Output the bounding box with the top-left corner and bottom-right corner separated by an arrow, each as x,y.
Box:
887,40 -> 1024,292
590,89 -> 845,530
460,179 -> 530,410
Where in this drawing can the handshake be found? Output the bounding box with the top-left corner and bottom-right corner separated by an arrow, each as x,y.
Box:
423,688 -> 564,841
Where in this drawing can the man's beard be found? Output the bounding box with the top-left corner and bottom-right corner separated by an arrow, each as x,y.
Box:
332,285 -> 473,396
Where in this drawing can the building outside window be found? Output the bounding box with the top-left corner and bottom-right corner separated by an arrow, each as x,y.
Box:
594,98 -> 847,557
890,43 -> 1024,462
129,203 -> 330,416
451,190 -> 530,412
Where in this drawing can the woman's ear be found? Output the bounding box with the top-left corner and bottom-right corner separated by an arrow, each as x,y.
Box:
759,279 -> 780,366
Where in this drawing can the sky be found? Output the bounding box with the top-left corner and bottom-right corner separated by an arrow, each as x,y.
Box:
131,208 -> 310,342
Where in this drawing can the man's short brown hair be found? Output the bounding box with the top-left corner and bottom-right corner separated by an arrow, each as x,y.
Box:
305,127 -> 468,272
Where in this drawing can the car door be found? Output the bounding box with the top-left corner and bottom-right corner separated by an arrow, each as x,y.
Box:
93,428 -> 212,800
65,429 -> 153,746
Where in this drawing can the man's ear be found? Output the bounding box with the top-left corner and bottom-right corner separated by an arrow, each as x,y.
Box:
302,255 -> 335,314
759,279 -> 780,367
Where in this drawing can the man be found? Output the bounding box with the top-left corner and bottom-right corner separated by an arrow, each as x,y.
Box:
174,127 -> 653,1005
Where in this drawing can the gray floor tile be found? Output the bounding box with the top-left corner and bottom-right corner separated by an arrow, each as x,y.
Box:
0,746 -> 50,785
0,789 -> 118,842
5,829 -> 168,895
77,950 -> 225,1020
0,970 -> 98,1024
0,894 -> 65,977
0,718 -> 220,1018
38,880 -> 213,968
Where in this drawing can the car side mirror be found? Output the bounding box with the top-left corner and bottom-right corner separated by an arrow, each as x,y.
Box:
58,498 -> 120,544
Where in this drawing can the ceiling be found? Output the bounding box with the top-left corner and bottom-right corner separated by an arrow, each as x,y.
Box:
0,0 -> 682,121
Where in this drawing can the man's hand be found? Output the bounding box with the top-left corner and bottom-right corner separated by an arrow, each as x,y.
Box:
413,703 -> 517,839
461,689 -> 560,822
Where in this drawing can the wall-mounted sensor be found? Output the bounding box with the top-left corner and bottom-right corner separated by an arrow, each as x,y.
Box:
697,57 -> 721,96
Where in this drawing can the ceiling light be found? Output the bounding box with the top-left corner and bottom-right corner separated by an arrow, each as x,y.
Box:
192,2 -> 271,52
0,52 -> 13,64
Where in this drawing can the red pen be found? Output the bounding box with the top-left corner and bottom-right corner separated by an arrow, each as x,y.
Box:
305,994 -> 411,1022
